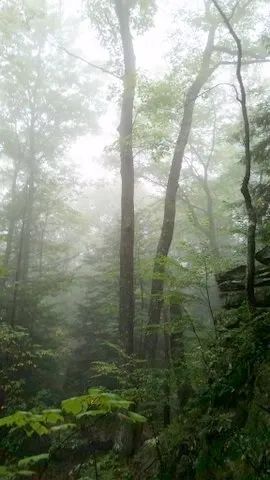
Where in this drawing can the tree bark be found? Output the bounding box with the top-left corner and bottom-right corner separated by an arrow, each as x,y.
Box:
39,204 -> 49,275
4,160 -> 20,269
114,0 -> 136,354
204,174 -> 219,257
144,27 -> 216,361
10,191 -> 28,328
211,0 -> 256,308
21,170 -> 34,281
163,305 -> 171,427
21,110 -> 36,281
169,301 -> 194,411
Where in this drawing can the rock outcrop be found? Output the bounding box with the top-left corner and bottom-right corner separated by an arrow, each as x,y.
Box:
216,248 -> 270,308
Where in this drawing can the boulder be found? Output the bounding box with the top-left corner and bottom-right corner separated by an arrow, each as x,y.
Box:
255,246 -> 270,265
216,258 -> 270,308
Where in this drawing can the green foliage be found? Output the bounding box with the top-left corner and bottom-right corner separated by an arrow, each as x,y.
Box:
18,453 -> 49,468
0,388 -> 146,478
0,323 -> 56,411
0,465 -> 35,479
135,75 -> 185,161
156,309 -> 270,480
87,0 -> 156,47
0,409 -> 66,437
62,388 -> 132,415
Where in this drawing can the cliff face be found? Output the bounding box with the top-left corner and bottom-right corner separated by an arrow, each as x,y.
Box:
216,248 -> 270,308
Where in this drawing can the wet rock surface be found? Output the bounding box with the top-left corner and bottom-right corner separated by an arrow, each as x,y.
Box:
216,248 -> 270,308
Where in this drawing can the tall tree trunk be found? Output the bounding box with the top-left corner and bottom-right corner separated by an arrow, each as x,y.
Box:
0,161 -> 20,321
163,305 -> 171,427
211,0 -> 256,308
203,171 -> 219,257
203,111 -> 220,258
21,171 -> 34,280
21,112 -> 36,281
145,27 -> 216,361
114,0 -> 136,355
39,204 -> 49,275
169,301 -> 194,411
10,192 -> 28,328
4,160 -> 20,269
0,160 -> 19,317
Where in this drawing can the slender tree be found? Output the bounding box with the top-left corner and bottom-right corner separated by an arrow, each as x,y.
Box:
186,112 -> 220,258
114,0 -> 136,355
145,25 -> 216,360
211,0 -> 257,308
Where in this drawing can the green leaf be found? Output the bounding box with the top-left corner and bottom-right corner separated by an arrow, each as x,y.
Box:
61,395 -> 88,415
87,387 -> 106,396
18,454 -> 49,468
0,411 -> 31,428
50,423 -> 76,432
76,410 -> 107,419
28,422 -> 48,436
128,411 -> 147,423
42,409 -> 64,424
108,399 -> 132,410
0,466 -> 14,479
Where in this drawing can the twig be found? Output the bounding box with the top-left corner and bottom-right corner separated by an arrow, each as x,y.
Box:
228,0 -> 240,20
52,42 -> 121,80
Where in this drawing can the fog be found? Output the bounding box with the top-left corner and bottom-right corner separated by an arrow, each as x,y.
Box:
0,1 -> 270,479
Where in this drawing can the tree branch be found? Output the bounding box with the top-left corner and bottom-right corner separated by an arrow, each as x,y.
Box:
54,43 -> 122,79
180,191 -> 209,236
221,58 -> 270,65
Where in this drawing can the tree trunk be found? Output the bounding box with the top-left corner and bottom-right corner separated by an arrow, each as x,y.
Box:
39,204 -> 49,275
204,173 -> 219,257
169,301 -> 194,411
114,0 -> 136,355
21,171 -> 34,280
1,160 -> 20,321
4,160 -> 20,269
21,112 -> 36,281
163,305 -> 171,427
145,27 -> 216,361
10,193 -> 28,328
211,0 -> 256,308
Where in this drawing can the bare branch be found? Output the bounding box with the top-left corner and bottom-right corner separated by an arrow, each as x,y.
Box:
213,45 -> 266,58
185,154 -> 202,179
53,43 -> 122,80
180,191 -> 209,236
189,146 -> 206,169
228,0 -> 240,21
221,58 -> 270,65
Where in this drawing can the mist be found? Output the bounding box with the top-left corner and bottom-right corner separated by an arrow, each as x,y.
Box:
0,1 -> 269,479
